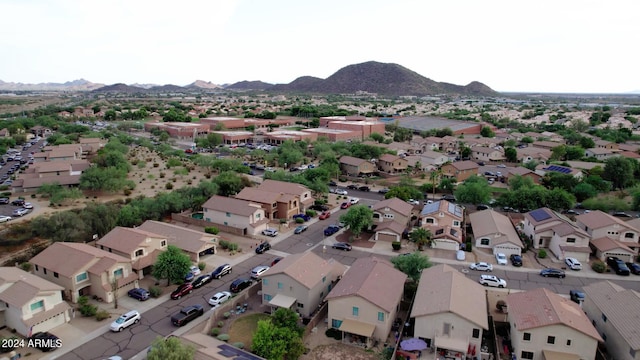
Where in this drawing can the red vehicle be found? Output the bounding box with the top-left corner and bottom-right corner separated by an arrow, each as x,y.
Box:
170,283 -> 194,299
340,202 -> 351,209
319,211 -> 331,220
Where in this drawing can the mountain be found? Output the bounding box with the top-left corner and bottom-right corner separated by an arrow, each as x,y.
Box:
0,78 -> 104,91
186,80 -> 221,90
91,83 -> 145,93
148,84 -> 187,92
225,80 -> 273,91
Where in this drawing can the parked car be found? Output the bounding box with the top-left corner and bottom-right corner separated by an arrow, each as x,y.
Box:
626,262 -> 640,275
208,291 -> 232,306
230,278 -> 253,293
127,288 -> 150,301
349,197 -> 360,205
324,224 -> 340,236
476,204 -> 490,211
29,331 -> 61,352
332,242 -> 352,251
441,194 -> 456,202
469,262 -> 493,272
346,184 -> 359,190
479,275 -> 507,288
0,215 -> 12,223
171,305 -> 204,326
262,228 -> 278,237
271,257 -> 283,266
570,290 -> 585,304
250,265 -> 270,279
319,211 -> 331,220
170,283 -> 194,299
407,199 -> 420,205
294,225 -> 308,234
255,241 -> 271,254
110,310 -> 141,332
612,211 -> 632,218
495,253 -> 508,265
192,274 -> 213,288
328,181 -> 337,186
358,186 -> 370,192
189,265 -> 201,276
184,271 -> 195,282
310,204 -> 330,211
211,264 -> 232,279
293,213 -> 311,222
12,208 -> 29,217
540,268 -> 566,278
510,254 -> 523,267
22,202 -> 33,209
564,257 -> 582,270
10,199 -> 25,206
378,188 -> 390,194
340,202 -> 351,209
0,197 -> 9,204
335,189 -> 348,195
607,256 -> 631,276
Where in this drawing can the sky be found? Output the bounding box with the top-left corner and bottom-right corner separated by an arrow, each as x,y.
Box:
1,0 -> 639,93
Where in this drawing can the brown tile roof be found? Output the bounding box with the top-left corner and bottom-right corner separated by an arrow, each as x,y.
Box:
582,281 -> 640,349
412,264 -> 488,329
266,252 -> 347,289
0,267 -> 64,307
507,288 -> 602,341
137,220 -> 216,253
449,160 -> 479,171
24,302 -> 71,327
326,257 -> 406,313
202,195 -> 263,216
30,242 -> 130,278
552,222 -> 589,238
132,249 -> 162,270
589,237 -> 634,253
576,210 -> 631,229
19,175 -> 81,189
259,179 -> 310,196
34,162 -> 72,173
375,221 -> 406,235
379,154 -> 400,162
371,198 -> 413,217
340,155 -> 368,166
235,187 -> 280,204
468,210 -> 521,247
97,227 -> 166,254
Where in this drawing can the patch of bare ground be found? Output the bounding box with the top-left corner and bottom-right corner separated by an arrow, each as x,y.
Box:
301,344 -> 380,360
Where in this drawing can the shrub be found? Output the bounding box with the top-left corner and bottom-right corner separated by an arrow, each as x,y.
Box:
392,241 -> 401,251
219,240 -> 229,250
124,189 -> 132,196
306,210 -> 317,217
165,183 -> 173,190
79,304 -> 97,317
295,217 -> 304,224
78,296 -> 89,306
591,260 -> 606,273
159,172 -> 166,178
217,334 -> 230,342
218,321 -> 224,328
233,342 -> 245,349
153,163 -> 159,168
223,312 -> 231,319
137,161 -> 146,169
465,242 -> 472,252
205,227 -> 220,235
31,193 -> 36,198
210,328 -> 221,336
228,243 -> 239,251
198,262 -> 206,271
95,310 -> 110,321
149,286 -> 162,298
538,249 -> 547,259
279,218 -> 287,224
19,262 -> 32,272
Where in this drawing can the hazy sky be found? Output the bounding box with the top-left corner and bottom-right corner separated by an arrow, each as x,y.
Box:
1,0 -> 638,93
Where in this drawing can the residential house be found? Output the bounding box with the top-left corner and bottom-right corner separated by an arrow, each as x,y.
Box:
234,180 -> 313,220
584,147 -> 619,160
326,257 -> 407,347
404,155 -> 435,172
258,180 -> 315,213
521,208 -> 591,262
594,139 -> 619,150
0,267 -> 72,337
535,164 -> 583,179
0,128 -> 10,138
441,160 -> 480,182
12,159 -> 91,192
470,147 -> 505,162
505,167 -> 542,184
531,140 -> 565,150
339,156 -> 377,177
370,198 -> 413,242
30,242 -> 139,303
202,195 -> 269,236
516,146 -> 552,164
136,220 -> 218,262
377,154 -> 408,174
469,210 -> 522,257
96,227 -> 168,280
507,288 -> 602,360
417,150 -> 450,167
420,200 -> 464,250
581,281 -> 640,360
261,252 -> 347,318
411,264 -> 488,355
575,211 -> 640,262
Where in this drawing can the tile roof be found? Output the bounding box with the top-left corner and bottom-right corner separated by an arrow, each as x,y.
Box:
235,187 -> 280,204
202,195 -> 263,216
266,252 -> 346,289
340,155 -> 368,166
371,197 -> 413,216
259,179 -> 310,196
379,154 -> 400,162
97,226 -> 166,253
29,242 -> 130,277
468,210 -> 521,247
582,281 -> 640,350
576,210 -> 632,229
507,288 -> 602,341
449,160 -> 479,171
374,221 -> 406,235
137,220 -> 216,253
589,237 -> 634,253
411,264 -> 488,329
0,267 -> 64,307
326,257 -> 406,313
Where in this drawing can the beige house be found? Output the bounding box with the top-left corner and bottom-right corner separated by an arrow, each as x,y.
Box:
260,252 -> 346,318
420,200 -> 464,250
470,146 -> 505,162
507,288 -> 602,360
258,180 -> 315,213
202,195 -> 269,236
522,208 -> 591,262
96,227 -> 168,280
469,210 -> 522,257
326,257 -> 407,347
371,198 -> 413,242
377,154 -> 408,174
584,147 -> 619,160
582,281 -> 640,360
30,242 -> 139,303
516,146 -> 552,163
441,161 -> 479,182
137,220 -> 217,262
418,150 -> 451,167
339,156 -> 377,177
411,264 -> 488,355
0,267 -> 72,337
576,211 -> 640,262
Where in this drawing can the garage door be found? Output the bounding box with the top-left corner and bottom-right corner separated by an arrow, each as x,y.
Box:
377,232 -> 398,242
434,239 -> 459,251
604,252 -> 633,263
494,246 -> 520,257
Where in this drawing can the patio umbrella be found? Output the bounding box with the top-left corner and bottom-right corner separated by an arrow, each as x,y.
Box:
400,338 -> 428,351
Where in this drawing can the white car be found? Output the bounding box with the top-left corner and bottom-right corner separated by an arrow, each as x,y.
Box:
22,202 -> 33,209
479,275 -> 507,288
12,208 -> 29,217
349,197 -> 360,205
208,291 -> 232,307
470,262 -> 493,272
250,265 -> 270,279
110,310 -> 141,332
407,199 -> 420,205
262,228 -> 278,237
495,253 -> 508,265
0,215 -> 11,223
189,265 -> 201,276
565,257 -> 582,270
335,189 -> 348,195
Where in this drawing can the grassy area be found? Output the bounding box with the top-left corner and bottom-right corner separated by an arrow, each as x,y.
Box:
228,313 -> 270,350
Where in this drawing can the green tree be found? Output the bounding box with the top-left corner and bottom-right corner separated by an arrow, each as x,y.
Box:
409,228 -> 433,249
542,172 -> 579,192
385,186 -> 422,202
439,177 -> 456,194
603,157 -> 634,190
393,127 -> 413,142
103,109 -> 117,121
147,335 -> 195,360
480,126 -> 495,138
460,146 -> 471,159
252,319 -> 305,360
271,308 -> 304,336
579,136 -> 595,149
369,132 -> 384,143
454,176 -> 491,204
573,182 -> 598,202
508,175 -> 536,191
152,245 -> 192,285
504,147 -> 517,163
212,171 -> 246,197
339,205 -> 374,239
565,146 -> 584,160
389,252 -> 432,282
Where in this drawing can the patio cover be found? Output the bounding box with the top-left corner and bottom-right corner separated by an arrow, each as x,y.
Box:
543,350 -> 580,360
339,319 -> 375,337
269,294 -> 296,309
434,335 -> 468,353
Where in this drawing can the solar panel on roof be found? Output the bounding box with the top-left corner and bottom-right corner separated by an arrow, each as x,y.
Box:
545,165 -> 571,174
530,208 -> 552,222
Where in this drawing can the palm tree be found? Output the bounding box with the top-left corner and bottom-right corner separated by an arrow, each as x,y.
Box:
429,168 -> 442,200
410,228 -> 433,250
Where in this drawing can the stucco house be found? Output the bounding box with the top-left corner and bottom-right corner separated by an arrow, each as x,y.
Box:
471,146 -> 505,162
377,154 -> 408,174
370,198 -> 413,242
258,179 -> 315,213
0,267 -> 72,337
339,156 -> 377,177
507,288 -> 602,360
260,252 -> 347,318
469,210 -> 522,257
522,208 -> 591,262
30,242 -> 139,303
516,146 -> 552,164
581,281 -> 640,360
136,220 -> 218,262
96,226 -> 168,280
326,257 -> 407,348
584,147 -> 619,160
576,211 -> 640,262
202,195 -> 269,236
441,161 -> 479,183
411,264 -> 488,356
420,200 -> 464,250
416,150 -> 450,167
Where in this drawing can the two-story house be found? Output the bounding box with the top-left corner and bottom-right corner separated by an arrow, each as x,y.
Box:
576,211 -> 640,262
468,210 -> 522,257
377,154 -> 408,174
370,198 -> 413,242
261,252 -> 346,318
96,227 -> 168,280
339,156 -> 377,177
584,147 -> 619,160
137,220 -> 217,262
420,200 -> 464,250
582,281 -> 640,360
521,208 -> 591,262
416,150 -> 450,167
326,257 -> 407,348
258,180 -> 315,213
471,146 -> 505,162
30,242 -> 139,303
0,267 -> 72,337
594,139 -> 619,150
507,288 -> 602,360
202,195 -> 269,236
411,264 -> 488,356
12,159 -> 91,192
516,146 -> 552,164
440,161 -> 479,183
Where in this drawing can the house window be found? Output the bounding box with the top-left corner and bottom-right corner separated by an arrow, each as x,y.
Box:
481,238 -> 490,246
625,232 -> 634,239
602,314 -> 607,322
272,203 -> 277,208
566,237 -> 576,243
523,332 -> 531,341
567,339 -> 572,346
54,272 -> 59,278
161,240 -> 166,247
277,282 -> 283,289
547,336 -> 555,344
426,218 -> 434,224
383,214 -> 394,219
30,300 -> 44,312
352,307 -> 359,316
332,319 -> 342,328
322,276 -> 326,283
262,279 -> 269,286
472,329 -> 480,339
521,351 -> 534,359
435,229 -> 444,235
443,323 -> 451,335
256,213 -> 261,219
135,249 -> 144,257
453,221 -> 460,227
226,212 -> 231,217
114,268 -> 123,278
76,272 -> 88,283
263,294 -> 272,301
43,268 -> 47,275
35,265 -> 38,271
297,303 -> 304,309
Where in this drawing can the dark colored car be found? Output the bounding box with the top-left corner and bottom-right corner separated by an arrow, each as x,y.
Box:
358,186 -> 370,192
170,283 -> 194,299
607,256 -> 631,276
294,225 -> 308,234
192,274 -> 213,288
510,254 -> 523,267
378,188 -> 390,194
271,257 -> 283,266
612,212 -> 632,218
10,199 -> 25,206
324,225 -> 340,236
184,271 -> 195,282
293,213 -> 311,221
346,184 -> 359,190
309,204 -> 330,212
626,262 -> 640,275
332,242 -> 352,251
476,204 -> 490,211
211,264 -> 232,279
255,241 -> 271,254
30,331 -> 61,352
570,290 -> 585,304
171,304 -> 204,326
328,181 -> 337,186
539,268 -> 566,278
441,194 -> 456,202
127,288 -> 150,301
230,278 -> 252,293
